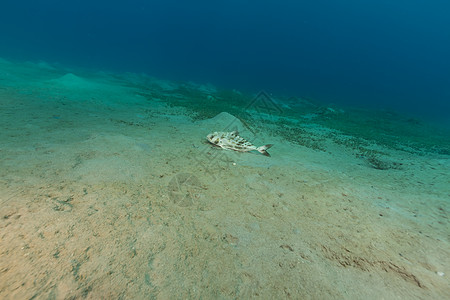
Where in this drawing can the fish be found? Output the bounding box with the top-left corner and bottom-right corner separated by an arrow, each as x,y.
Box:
206,131 -> 273,156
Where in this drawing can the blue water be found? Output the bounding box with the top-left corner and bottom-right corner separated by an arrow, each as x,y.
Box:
1,0 -> 449,122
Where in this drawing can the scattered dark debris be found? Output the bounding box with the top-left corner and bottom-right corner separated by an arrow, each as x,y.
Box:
109,118 -> 147,128
320,244 -> 424,288
52,196 -> 74,212
366,155 -> 403,170
222,233 -> 239,245
280,244 -> 294,252
273,123 -> 327,152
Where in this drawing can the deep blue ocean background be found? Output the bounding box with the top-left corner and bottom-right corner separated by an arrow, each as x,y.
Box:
1,0 -> 449,123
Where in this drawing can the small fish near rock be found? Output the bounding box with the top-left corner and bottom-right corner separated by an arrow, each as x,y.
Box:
206,131 -> 273,156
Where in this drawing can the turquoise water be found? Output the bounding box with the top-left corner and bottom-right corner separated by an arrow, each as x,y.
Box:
1,1 -> 449,123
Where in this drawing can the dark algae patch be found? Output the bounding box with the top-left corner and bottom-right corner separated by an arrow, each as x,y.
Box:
312,109 -> 450,155
121,74 -> 449,155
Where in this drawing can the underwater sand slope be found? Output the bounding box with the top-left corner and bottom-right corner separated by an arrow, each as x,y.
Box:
0,59 -> 449,299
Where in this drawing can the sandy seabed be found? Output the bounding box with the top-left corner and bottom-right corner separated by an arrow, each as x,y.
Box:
0,59 -> 449,299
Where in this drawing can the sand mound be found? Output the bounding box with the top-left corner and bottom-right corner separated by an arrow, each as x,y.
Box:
49,73 -> 97,89
0,57 -> 11,65
35,61 -> 57,70
197,112 -> 250,135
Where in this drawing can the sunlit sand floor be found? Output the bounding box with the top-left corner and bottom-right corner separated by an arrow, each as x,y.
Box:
0,59 -> 449,299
